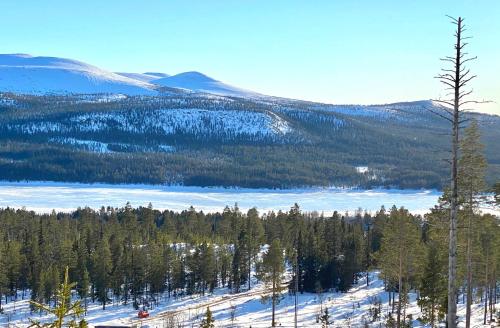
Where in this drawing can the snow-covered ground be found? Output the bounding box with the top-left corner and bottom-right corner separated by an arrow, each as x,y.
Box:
8,107 -> 291,140
0,182 -> 440,215
1,272 -> 494,327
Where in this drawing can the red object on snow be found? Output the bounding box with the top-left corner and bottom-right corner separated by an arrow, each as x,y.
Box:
138,310 -> 149,318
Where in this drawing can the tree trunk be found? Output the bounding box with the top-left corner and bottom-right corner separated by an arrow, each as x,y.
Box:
483,250 -> 488,325
431,302 -> 435,328
465,211 -> 472,328
248,253 -> 252,291
272,275 -> 276,327
489,278 -> 493,322
397,252 -> 403,328
447,16 -> 463,328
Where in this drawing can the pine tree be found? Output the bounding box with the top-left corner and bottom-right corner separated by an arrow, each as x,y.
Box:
458,119 -> 487,328
29,267 -> 88,328
78,269 -> 90,315
245,208 -> 264,290
377,207 -> 424,327
93,238 -> 112,310
232,230 -> 249,293
418,242 -> 447,327
0,239 -> 7,311
5,240 -> 22,301
199,306 -> 215,328
199,243 -> 216,295
257,239 -> 285,327
148,242 -> 167,302
319,307 -> 330,327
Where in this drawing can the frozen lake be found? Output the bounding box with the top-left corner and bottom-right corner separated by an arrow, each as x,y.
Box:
0,182 -> 441,214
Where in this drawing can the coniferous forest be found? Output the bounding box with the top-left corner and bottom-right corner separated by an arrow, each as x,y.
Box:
0,193 -> 499,327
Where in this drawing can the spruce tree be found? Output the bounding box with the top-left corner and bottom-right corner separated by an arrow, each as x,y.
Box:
257,239 -> 285,327
29,267 -> 88,328
245,208 -> 264,290
418,242 -> 447,327
93,238 -> 112,310
319,307 -> 330,327
200,306 -> 215,328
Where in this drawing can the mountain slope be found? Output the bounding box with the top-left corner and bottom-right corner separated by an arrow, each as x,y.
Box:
116,72 -> 170,83
153,71 -> 261,97
1,91 -> 499,189
0,54 -> 157,95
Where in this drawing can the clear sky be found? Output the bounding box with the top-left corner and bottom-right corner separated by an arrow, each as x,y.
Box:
1,0 -> 499,114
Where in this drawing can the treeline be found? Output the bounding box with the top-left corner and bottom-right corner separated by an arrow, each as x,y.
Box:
0,140 -> 447,189
0,201 -> 498,326
0,203 -> 373,313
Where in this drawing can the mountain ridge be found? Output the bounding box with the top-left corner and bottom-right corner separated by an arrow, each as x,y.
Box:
0,53 -> 259,98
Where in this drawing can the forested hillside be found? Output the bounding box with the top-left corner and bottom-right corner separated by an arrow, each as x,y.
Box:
1,92 -> 499,189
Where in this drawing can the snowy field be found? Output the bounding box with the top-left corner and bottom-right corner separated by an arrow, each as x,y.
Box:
1,272 -> 493,327
0,182 -> 441,214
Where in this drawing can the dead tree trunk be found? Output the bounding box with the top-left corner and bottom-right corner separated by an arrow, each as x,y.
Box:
431,16 -> 486,328
447,17 -> 461,328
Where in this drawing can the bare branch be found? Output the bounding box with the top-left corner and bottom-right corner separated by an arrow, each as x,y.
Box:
459,69 -> 470,80
461,56 -> 477,64
437,80 -> 456,89
458,89 -> 473,99
440,57 -> 457,64
432,99 -> 456,107
458,75 -> 477,87
445,15 -> 459,23
459,100 -> 492,106
441,68 -> 456,73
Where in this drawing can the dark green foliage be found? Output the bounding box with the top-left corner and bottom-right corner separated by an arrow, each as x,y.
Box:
0,204 -> 369,311
319,308 -> 330,327
417,242 -> 447,326
1,93 -> 499,189
200,306 -> 215,328
1,198 -> 497,325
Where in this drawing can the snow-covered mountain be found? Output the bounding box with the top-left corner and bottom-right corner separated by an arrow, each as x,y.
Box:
0,54 -> 157,95
152,71 -> 260,97
115,72 -> 170,83
0,54 -> 259,98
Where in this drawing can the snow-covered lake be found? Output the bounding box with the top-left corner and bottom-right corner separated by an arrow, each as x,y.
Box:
0,182 -> 441,214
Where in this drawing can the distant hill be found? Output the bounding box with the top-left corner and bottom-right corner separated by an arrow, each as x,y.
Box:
0,54 -> 157,95
0,54 -> 259,98
152,71 -> 260,97
0,54 -> 498,189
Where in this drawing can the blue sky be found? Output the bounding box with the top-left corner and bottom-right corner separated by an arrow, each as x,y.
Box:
1,0 -> 499,114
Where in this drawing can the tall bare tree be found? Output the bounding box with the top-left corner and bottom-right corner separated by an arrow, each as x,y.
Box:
431,16 -> 488,328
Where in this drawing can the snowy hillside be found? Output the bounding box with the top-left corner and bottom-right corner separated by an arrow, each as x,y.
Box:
2,272 -> 492,327
7,107 -> 292,142
153,71 -> 261,98
0,54 -> 260,97
0,54 -> 157,95
116,72 -> 170,83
